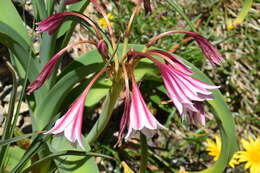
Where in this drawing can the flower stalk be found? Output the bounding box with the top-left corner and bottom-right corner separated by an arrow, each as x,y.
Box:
122,5 -> 141,59
140,133 -> 148,173
86,80 -> 124,144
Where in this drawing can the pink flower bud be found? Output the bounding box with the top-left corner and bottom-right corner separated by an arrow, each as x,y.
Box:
97,40 -> 109,59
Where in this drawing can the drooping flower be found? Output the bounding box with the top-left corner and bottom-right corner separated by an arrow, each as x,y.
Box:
124,69 -> 165,140
45,68 -> 107,149
127,50 -> 218,124
27,54 -> 57,94
45,92 -> 86,149
148,54 -> 217,123
118,65 -> 131,144
235,136 -> 260,173
206,136 -> 240,167
158,62 -> 216,121
184,31 -> 223,65
36,12 -> 70,34
147,30 -> 223,66
36,11 -> 102,38
27,40 -> 97,94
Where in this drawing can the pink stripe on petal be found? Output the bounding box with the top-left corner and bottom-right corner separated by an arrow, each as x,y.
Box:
172,69 -> 215,95
125,71 -> 166,140
45,68 -> 107,148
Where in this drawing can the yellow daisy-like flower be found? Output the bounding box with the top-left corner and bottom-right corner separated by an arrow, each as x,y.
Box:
98,13 -> 114,29
206,136 -> 221,160
205,136 -> 239,167
236,136 -> 260,173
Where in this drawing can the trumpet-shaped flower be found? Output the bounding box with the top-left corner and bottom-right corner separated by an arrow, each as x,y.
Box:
147,31 -> 223,66
151,56 -> 218,123
45,68 -> 107,149
27,40 -> 96,94
45,92 -> 86,149
125,71 -> 165,140
127,50 -> 219,124
27,52 -> 60,94
37,11 -> 102,38
36,12 -> 71,34
185,31 -> 223,65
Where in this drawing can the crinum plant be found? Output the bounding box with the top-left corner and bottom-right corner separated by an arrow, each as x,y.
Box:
0,0 -> 237,172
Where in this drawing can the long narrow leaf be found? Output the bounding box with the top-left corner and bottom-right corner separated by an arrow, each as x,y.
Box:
21,151 -> 112,173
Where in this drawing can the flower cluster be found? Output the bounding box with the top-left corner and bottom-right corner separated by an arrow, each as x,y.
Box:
28,0 -> 224,149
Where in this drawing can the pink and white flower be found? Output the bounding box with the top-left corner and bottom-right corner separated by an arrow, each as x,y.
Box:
36,12 -> 70,34
150,55 -> 218,124
147,30 -> 224,66
45,93 -> 86,149
124,70 -> 165,140
44,68 -> 107,149
27,40 -> 96,95
127,50 -> 219,125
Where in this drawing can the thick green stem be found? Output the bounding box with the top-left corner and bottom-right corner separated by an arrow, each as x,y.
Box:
140,133 -> 148,173
86,81 -> 124,144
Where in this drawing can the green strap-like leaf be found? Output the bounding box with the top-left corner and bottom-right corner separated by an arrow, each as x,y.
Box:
0,0 -> 31,45
186,61 -> 237,173
0,22 -> 47,102
47,136 -> 100,173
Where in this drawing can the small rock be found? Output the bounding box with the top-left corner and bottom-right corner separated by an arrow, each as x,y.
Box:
0,105 -> 3,125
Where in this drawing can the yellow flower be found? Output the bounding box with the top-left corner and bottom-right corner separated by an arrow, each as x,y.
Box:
98,13 -> 114,29
205,136 -> 239,167
206,136 -> 221,160
235,136 -> 260,173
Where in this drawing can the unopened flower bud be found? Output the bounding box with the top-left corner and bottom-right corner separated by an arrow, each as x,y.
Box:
97,40 -> 109,59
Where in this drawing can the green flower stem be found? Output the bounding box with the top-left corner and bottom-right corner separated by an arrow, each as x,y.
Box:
140,133 -> 148,173
86,81 -> 124,144
122,6 -> 141,60
122,37 -> 129,60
